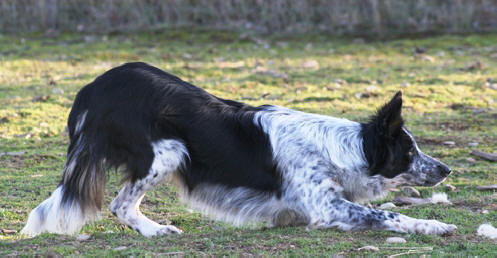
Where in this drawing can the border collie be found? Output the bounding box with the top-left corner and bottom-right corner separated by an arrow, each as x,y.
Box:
22,62 -> 456,237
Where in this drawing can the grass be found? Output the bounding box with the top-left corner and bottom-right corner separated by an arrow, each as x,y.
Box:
0,30 -> 497,256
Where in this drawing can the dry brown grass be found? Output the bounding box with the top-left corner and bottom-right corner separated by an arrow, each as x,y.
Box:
1,0 -> 497,35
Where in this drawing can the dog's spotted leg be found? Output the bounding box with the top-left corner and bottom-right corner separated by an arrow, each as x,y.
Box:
383,213 -> 457,235
303,178 -> 456,235
110,139 -> 188,237
309,197 -> 456,235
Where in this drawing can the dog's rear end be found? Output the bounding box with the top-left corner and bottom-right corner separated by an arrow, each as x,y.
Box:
22,86 -> 103,236
22,63 -> 165,236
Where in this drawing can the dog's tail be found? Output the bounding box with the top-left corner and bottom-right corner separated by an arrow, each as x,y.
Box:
22,91 -> 105,237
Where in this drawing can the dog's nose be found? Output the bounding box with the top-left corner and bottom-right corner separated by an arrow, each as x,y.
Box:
438,164 -> 451,176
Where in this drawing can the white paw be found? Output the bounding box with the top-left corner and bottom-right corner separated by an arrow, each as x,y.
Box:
156,225 -> 183,235
138,224 -> 183,237
413,219 -> 457,235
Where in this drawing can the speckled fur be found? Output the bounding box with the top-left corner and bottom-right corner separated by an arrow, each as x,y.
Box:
109,139 -> 188,237
253,106 -> 456,235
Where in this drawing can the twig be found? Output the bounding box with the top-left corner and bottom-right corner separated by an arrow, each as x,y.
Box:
383,247 -> 433,250
476,185 -> 497,191
0,151 -> 25,157
471,150 -> 497,162
388,247 -> 433,257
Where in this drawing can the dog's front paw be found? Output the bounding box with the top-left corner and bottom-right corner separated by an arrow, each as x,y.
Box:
412,219 -> 457,236
139,225 -> 183,237
390,215 -> 457,236
156,225 -> 183,235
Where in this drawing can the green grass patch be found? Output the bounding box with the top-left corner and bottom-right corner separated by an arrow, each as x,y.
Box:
1,31 -> 496,256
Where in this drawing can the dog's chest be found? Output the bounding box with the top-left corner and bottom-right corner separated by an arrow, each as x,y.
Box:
338,173 -> 389,203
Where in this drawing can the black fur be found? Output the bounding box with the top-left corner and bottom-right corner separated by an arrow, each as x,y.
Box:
61,62 -> 281,210
361,92 -> 415,178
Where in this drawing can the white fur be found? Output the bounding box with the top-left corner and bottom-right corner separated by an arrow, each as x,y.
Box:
21,186 -> 95,236
477,224 -> 497,239
430,192 -> 451,204
63,134 -> 85,181
179,184 -> 297,227
74,110 -> 88,134
64,110 -> 87,179
22,129 -> 100,237
110,139 -> 187,237
111,187 -> 182,237
384,214 -> 457,235
255,106 -> 367,172
255,106 -> 387,204
255,106 -> 396,205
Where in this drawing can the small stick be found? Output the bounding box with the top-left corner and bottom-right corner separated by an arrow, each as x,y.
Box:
383,247 -> 433,250
471,150 -> 497,162
388,249 -> 430,257
476,185 -> 497,191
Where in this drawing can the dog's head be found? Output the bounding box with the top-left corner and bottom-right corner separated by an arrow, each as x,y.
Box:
361,91 -> 451,186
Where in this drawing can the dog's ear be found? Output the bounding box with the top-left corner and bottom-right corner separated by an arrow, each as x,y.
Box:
373,91 -> 404,138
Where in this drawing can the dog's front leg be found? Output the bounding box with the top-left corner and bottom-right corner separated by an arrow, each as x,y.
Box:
303,181 -> 456,235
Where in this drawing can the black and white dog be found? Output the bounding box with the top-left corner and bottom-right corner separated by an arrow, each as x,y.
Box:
22,62 -> 456,237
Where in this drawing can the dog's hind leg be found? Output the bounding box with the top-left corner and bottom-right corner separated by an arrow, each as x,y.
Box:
110,139 -> 189,237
